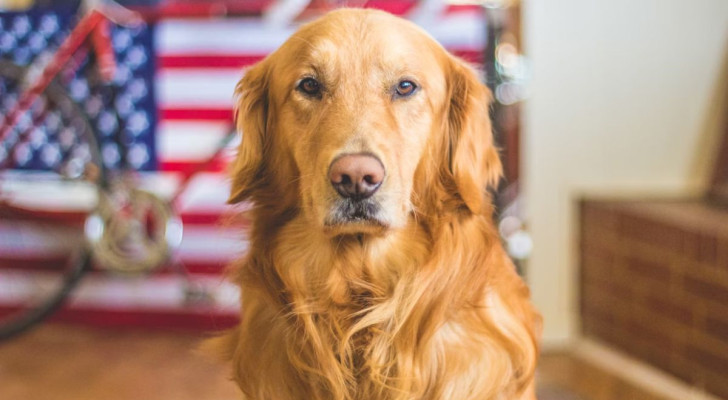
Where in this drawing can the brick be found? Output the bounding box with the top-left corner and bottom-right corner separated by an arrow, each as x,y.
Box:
581,202 -> 619,231
626,255 -> 672,284
581,288 -> 618,323
624,316 -> 675,350
642,293 -> 693,325
718,235 -> 728,272
581,219 -> 619,253
619,213 -> 682,251
582,269 -> 633,303
705,316 -> 728,345
703,370 -> 728,400
683,275 -> 728,305
681,228 -> 701,263
581,252 -> 615,278
580,199 -> 728,395
588,319 -> 639,356
665,356 -> 699,386
704,302 -> 728,347
607,316 -> 676,374
581,244 -> 615,268
685,342 -> 728,374
698,233 -> 719,266
585,282 -> 635,321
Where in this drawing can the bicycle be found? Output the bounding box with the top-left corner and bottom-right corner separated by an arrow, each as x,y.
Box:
0,0 -> 238,340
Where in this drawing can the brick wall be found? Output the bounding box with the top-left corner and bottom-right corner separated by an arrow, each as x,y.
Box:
580,199 -> 728,399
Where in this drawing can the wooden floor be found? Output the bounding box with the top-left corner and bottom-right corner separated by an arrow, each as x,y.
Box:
537,353 -> 668,400
0,324 -> 666,400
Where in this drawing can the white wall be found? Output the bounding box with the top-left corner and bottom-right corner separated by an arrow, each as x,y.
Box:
522,0 -> 728,345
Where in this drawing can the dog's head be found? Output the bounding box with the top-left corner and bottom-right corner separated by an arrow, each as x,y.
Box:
228,9 -> 501,236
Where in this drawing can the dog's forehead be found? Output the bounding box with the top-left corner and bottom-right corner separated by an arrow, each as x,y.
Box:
286,9 -> 440,72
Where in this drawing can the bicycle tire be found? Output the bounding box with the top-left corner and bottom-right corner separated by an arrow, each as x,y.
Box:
0,59 -> 103,341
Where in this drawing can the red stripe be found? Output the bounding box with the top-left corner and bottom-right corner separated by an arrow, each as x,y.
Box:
159,159 -> 228,174
0,256 -> 72,271
159,52 -> 481,70
159,51 -> 482,71
445,4 -> 485,15
364,0 -> 417,15
0,306 -> 238,331
159,54 -> 265,69
452,49 -> 485,65
0,258 -> 239,275
0,209 -> 239,230
132,0 -> 274,19
160,108 -> 234,122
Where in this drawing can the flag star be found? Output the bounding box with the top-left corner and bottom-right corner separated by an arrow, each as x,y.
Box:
113,64 -> 132,85
69,79 -> 89,101
114,93 -> 134,117
41,142 -> 62,167
0,32 -> 17,52
113,29 -> 132,52
72,142 -> 91,163
14,142 -> 32,166
128,24 -> 146,38
125,45 -> 147,69
39,14 -> 59,37
31,98 -> 47,119
128,143 -> 149,168
98,111 -> 118,136
29,127 -> 48,149
44,111 -> 62,132
102,143 -> 121,167
127,111 -> 149,136
85,95 -> 104,118
28,32 -> 47,53
12,15 -> 31,38
127,79 -> 147,100
13,47 -> 32,65
16,113 -> 32,133
59,127 -> 76,150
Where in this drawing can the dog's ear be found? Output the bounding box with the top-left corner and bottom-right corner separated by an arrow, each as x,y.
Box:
228,61 -> 270,204
446,57 -> 502,214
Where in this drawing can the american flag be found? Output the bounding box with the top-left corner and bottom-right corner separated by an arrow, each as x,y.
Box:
0,2 -> 487,329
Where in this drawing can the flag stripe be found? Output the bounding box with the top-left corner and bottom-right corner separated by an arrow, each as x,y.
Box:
160,107 -> 234,121
159,54 -> 265,69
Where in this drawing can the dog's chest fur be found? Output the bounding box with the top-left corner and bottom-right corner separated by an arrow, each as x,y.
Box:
228,216 -> 536,400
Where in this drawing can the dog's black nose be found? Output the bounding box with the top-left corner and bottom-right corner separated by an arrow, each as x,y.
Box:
328,154 -> 384,200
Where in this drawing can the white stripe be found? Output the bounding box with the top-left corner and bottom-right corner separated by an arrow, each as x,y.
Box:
0,172 -> 236,217
157,68 -> 242,108
0,271 -> 240,312
0,223 -> 81,257
156,14 -> 485,56
157,18 -> 295,55
176,172 -> 235,212
0,223 -> 246,263
157,121 -> 232,162
176,225 -> 247,262
425,13 -> 486,49
0,172 -> 97,212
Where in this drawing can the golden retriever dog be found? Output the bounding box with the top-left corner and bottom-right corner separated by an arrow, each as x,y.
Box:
214,8 -> 541,400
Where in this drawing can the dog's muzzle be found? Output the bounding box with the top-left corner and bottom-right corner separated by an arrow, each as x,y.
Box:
325,153 -> 387,227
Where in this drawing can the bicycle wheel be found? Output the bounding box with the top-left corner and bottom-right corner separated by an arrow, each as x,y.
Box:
0,60 -> 103,340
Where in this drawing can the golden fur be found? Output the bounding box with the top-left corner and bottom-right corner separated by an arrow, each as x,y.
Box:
215,8 -> 541,400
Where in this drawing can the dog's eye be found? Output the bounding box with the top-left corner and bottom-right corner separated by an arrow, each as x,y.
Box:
298,77 -> 321,96
395,80 -> 417,97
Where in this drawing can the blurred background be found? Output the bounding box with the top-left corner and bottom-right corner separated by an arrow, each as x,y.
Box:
0,0 -> 727,399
